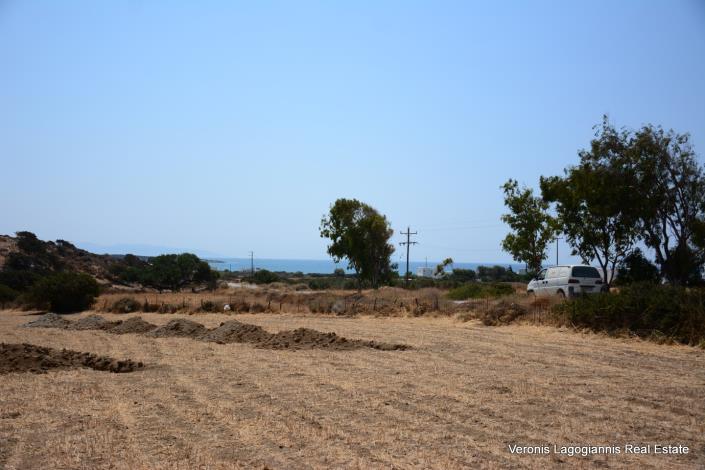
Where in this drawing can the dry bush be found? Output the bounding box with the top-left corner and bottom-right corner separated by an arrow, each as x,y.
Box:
111,297 -> 141,313
95,285 -> 517,319
480,300 -> 528,326
455,311 -> 476,322
198,300 -> 219,312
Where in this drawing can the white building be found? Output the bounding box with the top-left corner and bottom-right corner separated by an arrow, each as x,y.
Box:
416,267 -> 434,278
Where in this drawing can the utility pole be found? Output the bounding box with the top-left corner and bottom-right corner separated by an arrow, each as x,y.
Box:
399,227 -> 418,288
554,237 -> 563,266
249,251 -> 254,276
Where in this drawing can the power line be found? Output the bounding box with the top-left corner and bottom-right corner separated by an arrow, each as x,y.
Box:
416,218 -> 499,228
421,243 -> 504,253
416,223 -> 504,232
399,227 -> 418,288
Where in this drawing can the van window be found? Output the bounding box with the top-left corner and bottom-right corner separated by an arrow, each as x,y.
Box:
571,266 -> 601,278
536,269 -> 546,280
546,268 -> 559,279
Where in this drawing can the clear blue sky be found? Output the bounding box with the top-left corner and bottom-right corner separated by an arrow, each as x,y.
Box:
1,1 -> 704,264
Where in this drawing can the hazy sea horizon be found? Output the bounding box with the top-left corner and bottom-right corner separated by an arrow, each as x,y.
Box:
207,258 -> 524,275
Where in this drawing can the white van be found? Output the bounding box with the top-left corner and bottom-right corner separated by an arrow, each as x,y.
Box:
527,265 -> 606,298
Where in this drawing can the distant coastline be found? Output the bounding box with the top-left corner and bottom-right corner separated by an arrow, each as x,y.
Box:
206,258 -> 524,275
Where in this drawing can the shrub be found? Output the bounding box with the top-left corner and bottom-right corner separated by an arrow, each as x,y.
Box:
158,303 -> 179,313
15,231 -> 44,253
142,299 -> 161,312
0,284 -> 19,307
477,265 -> 522,282
308,277 -> 342,290
0,264 -> 42,291
252,269 -> 280,284
450,268 -> 476,283
199,300 -> 218,312
111,297 -> 142,313
481,300 -> 528,326
447,282 -> 514,300
554,283 -> 705,345
28,272 -> 101,313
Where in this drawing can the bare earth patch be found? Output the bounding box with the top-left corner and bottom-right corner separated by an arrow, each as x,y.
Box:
0,343 -> 143,374
0,310 -> 703,468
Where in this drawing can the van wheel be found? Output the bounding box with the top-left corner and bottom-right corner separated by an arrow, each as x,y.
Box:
527,290 -> 535,297
557,290 -> 566,299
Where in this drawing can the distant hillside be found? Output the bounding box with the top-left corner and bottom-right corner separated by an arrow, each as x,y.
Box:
0,232 -> 140,285
76,241 -> 226,259
0,232 -> 218,293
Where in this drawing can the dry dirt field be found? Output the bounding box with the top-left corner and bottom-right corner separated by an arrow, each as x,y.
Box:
1,310 -> 704,469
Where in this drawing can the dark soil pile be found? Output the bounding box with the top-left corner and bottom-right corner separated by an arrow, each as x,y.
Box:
262,328 -> 408,351
201,321 -> 409,351
147,319 -> 208,338
0,343 -> 144,374
109,317 -> 157,334
22,316 -> 410,351
199,320 -> 271,344
23,313 -> 72,329
67,315 -> 121,331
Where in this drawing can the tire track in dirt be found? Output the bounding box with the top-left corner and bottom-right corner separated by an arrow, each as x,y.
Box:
225,352 -> 505,467
193,352 -> 392,468
110,351 -> 262,467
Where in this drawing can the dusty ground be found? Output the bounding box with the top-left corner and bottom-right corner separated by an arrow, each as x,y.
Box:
0,310 -> 704,469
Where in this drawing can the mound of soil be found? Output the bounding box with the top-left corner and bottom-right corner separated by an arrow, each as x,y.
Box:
0,343 -> 144,374
67,315 -> 121,331
109,317 -> 157,335
262,328 -> 408,351
199,320 -> 271,344
147,319 -> 208,338
23,313 -> 72,329
201,321 -> 409,351
22,315 -> 410,352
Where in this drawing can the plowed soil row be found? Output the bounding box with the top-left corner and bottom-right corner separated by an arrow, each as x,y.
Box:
0,343 -> 143,374
24,314 -> 409,351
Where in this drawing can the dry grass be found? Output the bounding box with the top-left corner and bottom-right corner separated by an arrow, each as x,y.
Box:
94,286 -> 458,317
1,309 -> 704,469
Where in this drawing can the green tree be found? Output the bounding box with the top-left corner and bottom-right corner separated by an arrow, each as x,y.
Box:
616,248 -> 660,285
194,261 -> 219,290
135,253 -> 218,291
500,179 -> 556,274
629,125 -> 705,285
28,272 -> 100,313
540,118 -> 640,286
435,258 -> 454,277
320,198 -> 395,289
15,231 -> 44,254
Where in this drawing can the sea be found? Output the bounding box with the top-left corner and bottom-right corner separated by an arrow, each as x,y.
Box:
206,258 -> 524,275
